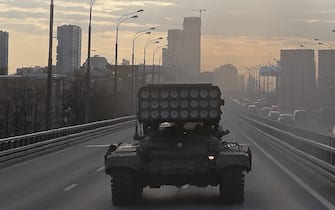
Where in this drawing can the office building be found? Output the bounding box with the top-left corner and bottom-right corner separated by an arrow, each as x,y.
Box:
56,25 -> 82,74
0,31 -> 8,75
163,17 -> 201,82
318,50 -> 335,107
279,49 -> 316,109
213,64 -> 239,92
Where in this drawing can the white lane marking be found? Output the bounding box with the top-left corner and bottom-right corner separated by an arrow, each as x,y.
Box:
64,184 -> 78,192
96,166 -> 105,172
83,144 -> 110,148
238,128 -> 335,210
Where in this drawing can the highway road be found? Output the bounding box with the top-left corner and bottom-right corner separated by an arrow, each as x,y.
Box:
0,110 -> 334,210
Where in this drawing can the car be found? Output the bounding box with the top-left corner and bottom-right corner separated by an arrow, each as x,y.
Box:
247,104 -> 257,113
270,105 -> 280,112
242,98 -> 250,104
268,111 -> 280,120
278,114 -> 295,125
293,110 -> 307,124
260,107 -> 270,116
240,102 -> 247,108
252,101 -> 260,109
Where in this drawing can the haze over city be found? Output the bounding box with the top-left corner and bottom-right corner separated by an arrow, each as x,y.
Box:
0,1 -> 335,209
2,0 -> 335,73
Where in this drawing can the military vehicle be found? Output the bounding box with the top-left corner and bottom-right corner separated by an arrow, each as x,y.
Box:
105,84 -> 251,205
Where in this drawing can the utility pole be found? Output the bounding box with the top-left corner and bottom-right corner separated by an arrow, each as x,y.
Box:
85,0 -> 96,123
46,0 -> 54,130
114,10 -> 142,117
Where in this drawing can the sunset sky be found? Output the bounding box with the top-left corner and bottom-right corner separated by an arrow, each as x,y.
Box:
1,0 -> 335,74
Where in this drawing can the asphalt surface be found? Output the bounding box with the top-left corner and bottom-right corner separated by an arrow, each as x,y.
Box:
0,111 -> 334,210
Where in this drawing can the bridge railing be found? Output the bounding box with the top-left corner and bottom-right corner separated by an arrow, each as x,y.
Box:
0,116 -> 136,152
231,104 -> 335,181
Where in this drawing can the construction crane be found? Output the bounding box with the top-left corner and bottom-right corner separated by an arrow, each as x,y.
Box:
192,9 -> 207,19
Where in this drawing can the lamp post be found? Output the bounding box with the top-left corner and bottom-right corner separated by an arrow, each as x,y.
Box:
143,37 -> 163,86
84,0 -> 96,123
114,9 -> 143,116
46,0 -> 54,130
152,45 -> 167,84
131,27 -> 155,113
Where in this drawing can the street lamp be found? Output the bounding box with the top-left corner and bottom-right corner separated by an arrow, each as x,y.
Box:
85,0 -> 96,123
152,45 -> 167,84
114,9 -> 143,116
131,27 -> 155,113
46,0 -> 54,130
143,37 -> 163,86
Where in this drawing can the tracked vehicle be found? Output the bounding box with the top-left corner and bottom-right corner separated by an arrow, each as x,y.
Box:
105,84 -> 251,205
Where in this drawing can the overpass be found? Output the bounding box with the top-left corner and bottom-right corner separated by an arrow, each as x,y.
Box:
0,103 -> 334,210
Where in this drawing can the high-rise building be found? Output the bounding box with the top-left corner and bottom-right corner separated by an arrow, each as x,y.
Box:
318,50 -> 335,107
56,25 -> 82,74
0,31 -> 9,75
213,64 -> 239,92
183,17 -> 201,79
279,49 -> 316,109
163,17 -> 201,82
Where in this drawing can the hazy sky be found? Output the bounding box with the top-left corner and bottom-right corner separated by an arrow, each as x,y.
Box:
2,0 -> 335,74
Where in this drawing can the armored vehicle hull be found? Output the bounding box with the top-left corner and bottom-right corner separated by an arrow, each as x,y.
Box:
105,84 -> 251,205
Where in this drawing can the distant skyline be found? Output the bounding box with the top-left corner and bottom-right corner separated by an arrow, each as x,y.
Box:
1,0 -> 335,74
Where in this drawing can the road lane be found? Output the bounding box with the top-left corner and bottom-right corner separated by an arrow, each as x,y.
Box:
0,113 -> 333,210
0,128 -> 133,210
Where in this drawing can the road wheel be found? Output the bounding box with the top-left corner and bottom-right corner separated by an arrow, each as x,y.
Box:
220,167 -> 245,204
111,170 -> 142,206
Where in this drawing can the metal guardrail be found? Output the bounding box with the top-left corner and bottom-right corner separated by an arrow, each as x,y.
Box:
0,116 -> 136,152
231,104 -> 335,181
